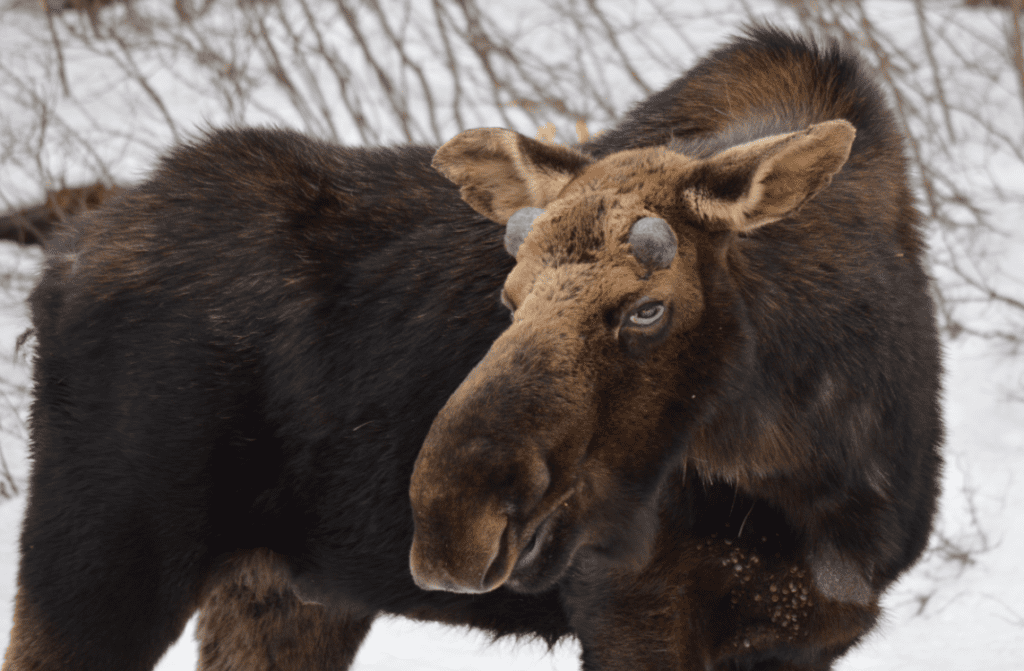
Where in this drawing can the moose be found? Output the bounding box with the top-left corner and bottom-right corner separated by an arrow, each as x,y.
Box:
4,26 -> 942,671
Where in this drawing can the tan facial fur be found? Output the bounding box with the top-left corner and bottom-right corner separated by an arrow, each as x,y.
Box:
411,120 -> 853,594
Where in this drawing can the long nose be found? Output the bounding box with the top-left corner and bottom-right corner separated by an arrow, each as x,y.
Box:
408,434 -> 552,593
407,495 -> 509,593
408,326 -> 590,593
407,446 -> 552,594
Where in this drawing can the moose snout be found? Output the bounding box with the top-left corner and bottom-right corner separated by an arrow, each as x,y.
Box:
408,497 -> 510,593
408,320 -> 595,593
408,433 -> 554,593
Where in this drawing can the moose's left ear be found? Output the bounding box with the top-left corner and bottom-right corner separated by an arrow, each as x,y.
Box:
432,128 -> 592,225
688,119 -> 856,232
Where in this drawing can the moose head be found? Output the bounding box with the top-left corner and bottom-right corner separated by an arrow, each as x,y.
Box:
409,120 -> 856,594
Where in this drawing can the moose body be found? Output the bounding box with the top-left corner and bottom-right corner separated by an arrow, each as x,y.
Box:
5,27 -> 942,671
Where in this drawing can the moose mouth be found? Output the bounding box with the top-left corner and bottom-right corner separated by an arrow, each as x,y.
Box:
504,504 -> 576,593
515,511 -> 557,571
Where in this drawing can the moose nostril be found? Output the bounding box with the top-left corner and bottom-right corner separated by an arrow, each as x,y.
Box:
409,505 -> 511,594
410,552 -> 470,593
522,529 -> 539,556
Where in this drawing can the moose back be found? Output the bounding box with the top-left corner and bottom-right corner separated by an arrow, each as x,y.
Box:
4,26 -> 942,671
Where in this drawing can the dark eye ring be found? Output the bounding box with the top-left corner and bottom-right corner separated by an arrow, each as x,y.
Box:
628,303 -> 665,327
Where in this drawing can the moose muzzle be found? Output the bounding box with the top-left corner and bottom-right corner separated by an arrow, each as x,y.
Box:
408,325 -> 595,594
408,434 -> 553,593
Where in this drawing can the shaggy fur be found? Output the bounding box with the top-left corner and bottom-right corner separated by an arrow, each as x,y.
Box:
4,26 -> 941,671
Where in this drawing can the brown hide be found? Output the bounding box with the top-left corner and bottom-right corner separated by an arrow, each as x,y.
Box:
409,120 -> 855,594
196,551 -> 373,671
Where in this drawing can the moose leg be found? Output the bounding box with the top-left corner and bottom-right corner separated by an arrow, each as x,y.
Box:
196,550 -> 374,671
3,511 -> 203,671
3,584 -> 190,671
3,590 -> 59,671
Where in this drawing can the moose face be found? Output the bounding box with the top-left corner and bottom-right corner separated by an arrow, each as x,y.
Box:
409,121 -> 855,595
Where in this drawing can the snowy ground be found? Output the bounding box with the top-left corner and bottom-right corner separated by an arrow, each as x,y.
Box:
1,0 -> 1022,668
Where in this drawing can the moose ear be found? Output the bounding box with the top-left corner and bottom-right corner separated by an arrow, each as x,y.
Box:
687,119 -> 856,232
432,128 -> 592,224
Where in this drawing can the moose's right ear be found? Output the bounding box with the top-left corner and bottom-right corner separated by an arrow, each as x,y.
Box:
432,129 -> 592,224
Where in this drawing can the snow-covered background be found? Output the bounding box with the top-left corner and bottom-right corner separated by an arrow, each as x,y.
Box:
0,0 -> 1022,668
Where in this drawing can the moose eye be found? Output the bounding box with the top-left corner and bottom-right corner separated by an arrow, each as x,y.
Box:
628,302 -> 665,327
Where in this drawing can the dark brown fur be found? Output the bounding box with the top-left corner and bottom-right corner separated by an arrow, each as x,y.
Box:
5,26 -> 941,671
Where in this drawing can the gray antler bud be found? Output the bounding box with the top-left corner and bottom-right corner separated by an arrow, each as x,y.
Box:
628,217 -> 677,269
505,207 -> 545,258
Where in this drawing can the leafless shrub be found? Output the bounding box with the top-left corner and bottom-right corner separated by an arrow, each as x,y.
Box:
786,0 -> 1024,352
892,454 -> 1005,617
